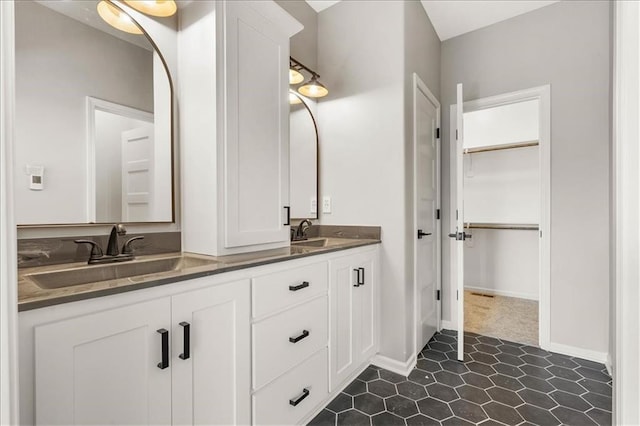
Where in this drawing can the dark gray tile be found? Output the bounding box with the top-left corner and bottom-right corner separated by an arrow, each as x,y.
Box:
445,351 -> 470,362
385,395 -> 419,418
429,342 -> 453,353
548,377 -> 587,395
579,378 -> 612,396
521,354 -> 552,367
464,331 -> 481,338
397,381 -> 428,400
551,406 -> 597,426
426,383 -> 459,402
483,401 -> 524,426
573,357 -> 606,371
327,393 -> 353,413
308,409 -> 336,426
461,372 -> 493,389
435,334 -> 457,345
354,393 -> 385,415
466,361 -> 496,376
433,371 -> 464,387
586,408 -> 612,425
519,376 -> 554,393
359,366 -> 380,382
582,392 -> 612,411
477,336 -> 502,346
521,346 -> 550,357
456,384 -> 490,404
379,370 -> 406,384
498,345 -> 525,356
441,329 -> 457,337
449,399 -> 488,423
422,350 -> 448,362
576,367 -> 611,383
547,354 -> 579,369
490,373 -> 524,391
344,380 -> 367,396
409,369 -> 435,386
416,359 -> 442,373
470,352 -> 498,365
417,398 -> 453,420
549,390 -> 591,412
496,353 -> 525,366
548,365 -> 582,381
337,409 -> 371,426
371,412 -> 404,426
479,419 -> 509,426
405,414 -> 441,426
442,417 -> 474,426
486,387 -> 524,407
517,404 -> 561,426
368,379 -> 397,398
475,344 -> 500,355
493,363 -> 524,378
440,360 -> 469,374
518,388 -> 558,409
521,364 -> 554,379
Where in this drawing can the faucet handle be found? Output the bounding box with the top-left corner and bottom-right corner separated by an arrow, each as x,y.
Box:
122,236 -> 145,255
74,240 -> 103,258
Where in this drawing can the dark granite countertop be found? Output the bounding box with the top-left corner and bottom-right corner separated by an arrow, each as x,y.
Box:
18,237 -> 380,312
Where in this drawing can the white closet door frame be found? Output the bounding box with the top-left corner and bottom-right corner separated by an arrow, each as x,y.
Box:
449,85 -> 551,350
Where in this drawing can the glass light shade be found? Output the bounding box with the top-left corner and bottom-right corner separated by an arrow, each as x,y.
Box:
289,69 -> 304,85
124,1 -> 177,17
298,77 -> 328,98
289,92 -> 302,105
97,1 -> 143,34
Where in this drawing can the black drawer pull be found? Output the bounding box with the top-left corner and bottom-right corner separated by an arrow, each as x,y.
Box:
179,322 -> 190,360
289,281 -> 310,292
284,206 -> 290,226
289,388 -> 310,407
289,330 -> 310,343
359,267 -> 365,286
157,328 -> 169,370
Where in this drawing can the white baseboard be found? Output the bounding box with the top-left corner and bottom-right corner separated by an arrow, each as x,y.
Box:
371,353 -> 417,377
465,286 -> 538,301
605,353 -> 613,376
441,320 -> 456,331
545,342 -> 609,365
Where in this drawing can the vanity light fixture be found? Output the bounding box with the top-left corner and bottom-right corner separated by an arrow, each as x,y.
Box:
97,1 -> 143,34
290,56 -> 328,98
123,0 -> 177,18
289,90 -> 302,105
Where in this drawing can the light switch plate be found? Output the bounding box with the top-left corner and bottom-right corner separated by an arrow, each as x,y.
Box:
322,196 -> 331,214
310,197 -> 317,214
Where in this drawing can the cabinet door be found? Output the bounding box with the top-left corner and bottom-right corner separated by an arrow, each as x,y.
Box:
171,279 -> 251,425
355,253 -> 378,362
224,1 -> 290,248
35,298 -> 171,425
329,254 -> 358,390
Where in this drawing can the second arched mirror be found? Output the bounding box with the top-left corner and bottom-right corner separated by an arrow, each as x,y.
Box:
289,91 -> 319,220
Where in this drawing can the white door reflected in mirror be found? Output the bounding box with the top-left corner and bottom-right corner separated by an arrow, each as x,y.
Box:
289,92 -> 318,220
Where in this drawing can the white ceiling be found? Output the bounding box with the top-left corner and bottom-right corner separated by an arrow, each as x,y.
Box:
304,0 -> 559,41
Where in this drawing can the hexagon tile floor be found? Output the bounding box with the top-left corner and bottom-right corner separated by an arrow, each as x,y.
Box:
308,330 -> 612,426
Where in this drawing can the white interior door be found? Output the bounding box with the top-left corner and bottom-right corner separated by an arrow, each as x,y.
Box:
415,76 -> 440,352
455,83 -> 465,361
121,126 -> 154,222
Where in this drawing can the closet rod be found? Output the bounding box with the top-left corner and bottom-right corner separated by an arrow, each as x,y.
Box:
463,140 -> 539,154
464,223 -> 539,231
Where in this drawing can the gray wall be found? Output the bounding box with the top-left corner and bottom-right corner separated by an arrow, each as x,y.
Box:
276,0 -> 317,70
440,1 -> 612,354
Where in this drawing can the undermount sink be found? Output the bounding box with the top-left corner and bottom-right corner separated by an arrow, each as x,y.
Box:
291,237 -> 352,248
26,255 -> 219,290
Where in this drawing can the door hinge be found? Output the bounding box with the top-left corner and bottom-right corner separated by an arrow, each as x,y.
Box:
436,209 -> 440,220
456,129 -> 458,140
456,290 -> 459,300
540,230 -> 542,238
436,128 -> 440,139
456,210 -> 458,220
436,290 -> 441,301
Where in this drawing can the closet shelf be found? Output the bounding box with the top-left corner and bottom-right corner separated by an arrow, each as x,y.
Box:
463,140 -> 539,154
464,223 -> 539,231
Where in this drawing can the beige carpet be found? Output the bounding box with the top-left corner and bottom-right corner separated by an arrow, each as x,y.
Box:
464,290 -> 539,346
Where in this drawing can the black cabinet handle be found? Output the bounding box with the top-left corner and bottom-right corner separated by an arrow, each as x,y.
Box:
417,229 -> 432,239
284,206 -> 290,226
359,267 -> 365,286
289,330 -> 310,343
353,268 -> 365,286
179,322 -> 190,360
289,281 -> 310,292
289,388 -> 310,407
353,268 -> 361,287
157,328 -> 169,370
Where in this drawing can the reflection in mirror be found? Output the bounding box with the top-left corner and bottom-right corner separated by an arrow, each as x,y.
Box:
14,0 -> 173,225
289,91 -> 318,220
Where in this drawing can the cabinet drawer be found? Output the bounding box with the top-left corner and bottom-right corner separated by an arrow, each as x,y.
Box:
253,296 -> 327,389
252,348 -> 328,425
252,262 -> 328,318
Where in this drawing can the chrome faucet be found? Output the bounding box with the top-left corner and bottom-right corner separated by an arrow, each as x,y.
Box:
75,224 -> 144,265
292,219 -> 313,241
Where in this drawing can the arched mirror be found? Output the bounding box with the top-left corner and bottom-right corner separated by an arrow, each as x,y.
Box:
13,0 -> 174,226
289,91 -> 318,220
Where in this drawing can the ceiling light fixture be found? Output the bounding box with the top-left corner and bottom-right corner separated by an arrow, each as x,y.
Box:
289,90 -> 303,105
290,56 -> 328,98
97,1 -> 143,34
123,0 -> 177,17
289,69 -> 304,85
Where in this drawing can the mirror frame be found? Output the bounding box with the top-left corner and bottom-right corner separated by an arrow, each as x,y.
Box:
16,0 -> 176,228
290,91 -> 319,221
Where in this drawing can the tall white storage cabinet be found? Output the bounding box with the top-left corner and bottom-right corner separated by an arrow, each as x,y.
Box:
179,1 -> 302,256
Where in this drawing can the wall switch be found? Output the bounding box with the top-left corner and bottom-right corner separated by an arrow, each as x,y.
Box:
310,197 -> 317,214
322,196 -> 332,214
26,165 -> 44,190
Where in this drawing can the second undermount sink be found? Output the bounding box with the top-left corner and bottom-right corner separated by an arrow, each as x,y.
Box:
291,237 -> 353,248
26,255 -> 220,290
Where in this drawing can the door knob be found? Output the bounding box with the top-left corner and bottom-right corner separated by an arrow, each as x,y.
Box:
448,232 -> 472,241
417,230 -> 431,239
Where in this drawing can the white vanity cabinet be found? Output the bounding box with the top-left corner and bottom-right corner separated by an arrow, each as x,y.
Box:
31,278 -> 250,426
330,248 -> 380,390
179,1 -> 303,256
